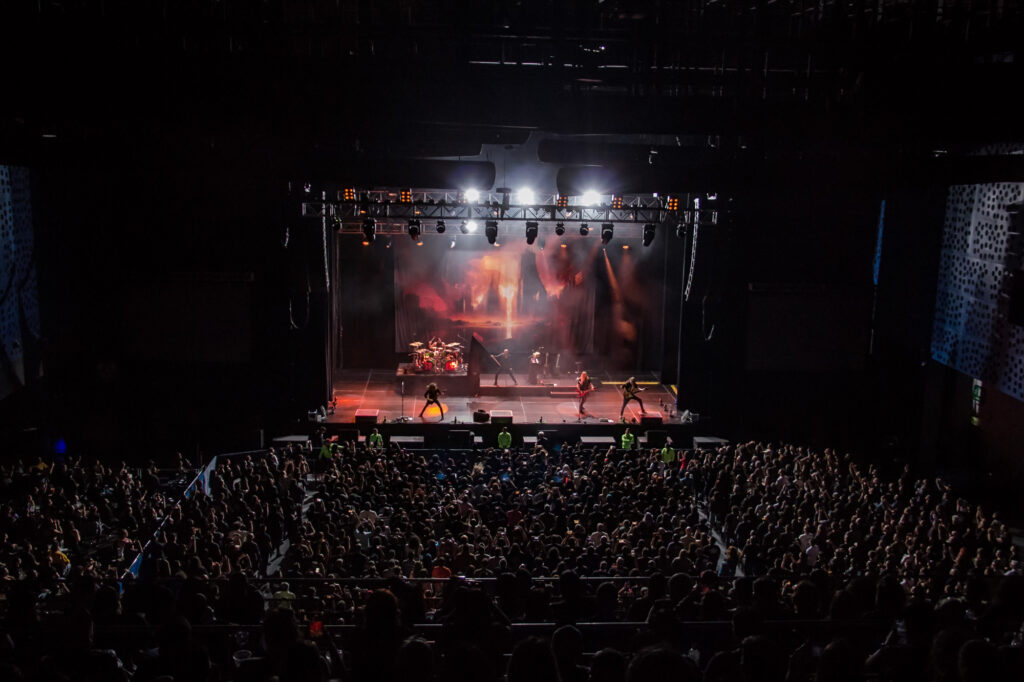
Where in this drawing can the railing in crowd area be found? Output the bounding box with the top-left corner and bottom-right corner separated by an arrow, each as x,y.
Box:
121,449 -> 270,584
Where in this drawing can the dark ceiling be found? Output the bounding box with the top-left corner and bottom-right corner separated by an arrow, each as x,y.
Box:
1,1 -> 1022,172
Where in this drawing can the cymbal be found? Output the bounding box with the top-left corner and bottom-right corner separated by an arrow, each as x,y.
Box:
409,341 -> 424,347
531,351 -> 541,357
446,342 -> 462,347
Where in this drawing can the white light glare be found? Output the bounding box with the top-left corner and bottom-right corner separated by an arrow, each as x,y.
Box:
517,187 -> 535,205
464,188 -> 480,202
465,220 -> 478,232
581,190 -> 601,206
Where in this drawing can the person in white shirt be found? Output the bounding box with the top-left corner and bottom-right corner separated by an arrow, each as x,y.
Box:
806,543 -> 821,567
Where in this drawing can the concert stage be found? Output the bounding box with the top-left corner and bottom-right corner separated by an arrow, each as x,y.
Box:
328,369 -> 702,449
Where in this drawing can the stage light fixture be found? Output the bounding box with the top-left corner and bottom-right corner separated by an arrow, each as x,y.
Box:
611,195 -> 623,210
343,188 -> 356,201
450,236 -> 456,249
525,221 -> 539,245
622,244 -> 630,250
555,222 -> 566,236
601,223 -> 614,244
517,187 -> 535,205
485,220 -> 499,244
407,218 -> 421,240
643,223 -> 656,246
581,189 -> 601,206
436,220 -> 446,233
465,220 -> 478,233
580,223 -> 590,236
667,196 -> 680,211
400,189 -> 412,204
362,217 -> 376,244
557,195 -> 568,208
464,188 -> 480,202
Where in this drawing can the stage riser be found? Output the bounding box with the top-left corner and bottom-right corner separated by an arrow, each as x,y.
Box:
477,385 -> 560,397
393,371 -> 477,396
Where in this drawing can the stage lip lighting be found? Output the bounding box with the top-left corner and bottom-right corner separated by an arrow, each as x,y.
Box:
436,220 -> 446,233
555,222 -> 566,236
517,187 -> 535,205
525,220 -> 539,245
601,222 -> 614,245
580,222 -> 590,236
485,220 -> 499,244
581,189 -> 601,206
464,188 -> 480,202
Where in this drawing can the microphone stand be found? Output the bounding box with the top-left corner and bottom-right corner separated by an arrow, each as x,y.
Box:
399,381 -> 412,422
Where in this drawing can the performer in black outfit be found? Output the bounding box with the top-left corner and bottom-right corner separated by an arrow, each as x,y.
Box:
527,351 -> 541,384
619,376 -> 646,416
420,382 -> 444,419
492,349 -> 518,386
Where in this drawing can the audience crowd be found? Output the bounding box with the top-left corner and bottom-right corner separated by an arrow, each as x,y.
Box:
0,437 -> 1020,682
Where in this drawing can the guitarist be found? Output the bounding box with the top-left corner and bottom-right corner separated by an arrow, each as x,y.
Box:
619,376 -> 646,416
420,382 -> 445,420
576,371 -> 594,416
491,348 -> 518,386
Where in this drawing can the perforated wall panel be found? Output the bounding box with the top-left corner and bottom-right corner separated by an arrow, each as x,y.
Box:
0,165 -> 40,399
931,152 -> 1024,400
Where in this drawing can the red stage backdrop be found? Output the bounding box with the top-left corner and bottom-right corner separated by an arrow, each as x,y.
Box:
394,238 -> 599,362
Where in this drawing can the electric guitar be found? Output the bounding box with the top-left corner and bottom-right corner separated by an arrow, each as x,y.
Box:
577,383 -> 596,398
621,384 -> 646,399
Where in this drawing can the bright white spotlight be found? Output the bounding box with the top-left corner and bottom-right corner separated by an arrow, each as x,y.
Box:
581,190 -> 601,206
464,188 -> 480,202
465,220 -> 478,232
517,187 -> 535,205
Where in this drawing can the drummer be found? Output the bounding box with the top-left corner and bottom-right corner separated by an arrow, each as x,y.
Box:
429,335 -> 444,351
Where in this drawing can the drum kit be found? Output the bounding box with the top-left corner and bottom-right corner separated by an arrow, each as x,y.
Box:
409,339 -> 464,373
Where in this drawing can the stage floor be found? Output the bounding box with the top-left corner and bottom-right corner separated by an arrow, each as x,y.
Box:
330,369 -> 679,424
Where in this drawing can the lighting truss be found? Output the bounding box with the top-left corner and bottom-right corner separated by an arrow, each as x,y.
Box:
299,188 -> 719,233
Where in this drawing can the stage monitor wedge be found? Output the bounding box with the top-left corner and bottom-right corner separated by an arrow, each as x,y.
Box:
490,410 -> 514,425
354,409 -> 380,427
640,412 -> 664,425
